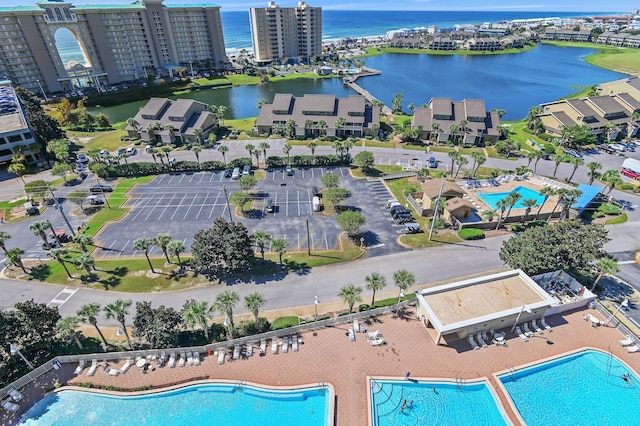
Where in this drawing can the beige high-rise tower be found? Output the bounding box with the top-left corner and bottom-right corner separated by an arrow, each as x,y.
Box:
249,1 -> 322,64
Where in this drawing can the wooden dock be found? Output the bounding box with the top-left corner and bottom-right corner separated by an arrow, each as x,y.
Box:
343,67 -> 392,115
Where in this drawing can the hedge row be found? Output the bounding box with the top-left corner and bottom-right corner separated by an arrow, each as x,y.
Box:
92,157 -> 252,178
266,154 -> 348,168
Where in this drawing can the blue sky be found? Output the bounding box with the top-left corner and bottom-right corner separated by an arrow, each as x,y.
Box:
3,0 -> 638,13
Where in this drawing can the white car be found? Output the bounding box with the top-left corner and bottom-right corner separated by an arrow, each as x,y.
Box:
99,149 -> 108,157
126,147 -> 137,156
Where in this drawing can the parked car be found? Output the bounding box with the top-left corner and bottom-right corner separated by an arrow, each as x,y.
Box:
223,169 -> 232,178
86,195 -> 105,205
99,149 -> 108,157
126,147 -> 137,156
621,168 -> 640,179
117,148 -> 126,156
228,129 -> 240,139
90,184 -> 113,193
76,153 -> 89,164
231,167 -> 241,179
312,186 -> 321,197
265,198 -> 275,213
242,164 -> 251,176
428,157 -> 438,168
285,164 -> 294,176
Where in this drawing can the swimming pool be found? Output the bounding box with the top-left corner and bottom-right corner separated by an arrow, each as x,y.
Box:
499,350 -> 640,426
17,382 -> 331,426
476,185 -> 545,210
370,378 -> 508,426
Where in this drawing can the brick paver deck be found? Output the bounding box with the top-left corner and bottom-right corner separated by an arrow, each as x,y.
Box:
2,307 -> 638,426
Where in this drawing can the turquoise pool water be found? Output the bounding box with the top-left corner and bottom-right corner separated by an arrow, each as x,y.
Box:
17,383 -> 330,426
370,379 -> 508,426
499,350 -> 640,426
476,185 -> 544,210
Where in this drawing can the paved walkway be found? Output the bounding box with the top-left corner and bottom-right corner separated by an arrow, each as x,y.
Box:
3,308 -> 638,425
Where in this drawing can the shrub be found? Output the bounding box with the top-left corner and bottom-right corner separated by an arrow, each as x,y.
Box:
238,318 -> 271,336
457,228 -> 485,240
358,304 -> 370,312
598,203 -> 621,215
271,316 -> 299,330
528,220 -> 547,228
620,183 -> 634,190
510,224 -> 525,232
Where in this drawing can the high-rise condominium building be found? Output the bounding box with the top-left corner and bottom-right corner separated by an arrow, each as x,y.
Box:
0,0 -> 227,95
249,1 -> 322,64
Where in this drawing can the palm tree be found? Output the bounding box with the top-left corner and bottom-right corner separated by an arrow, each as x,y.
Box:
591,257 -> 620,290
470,151 -> 486,177
481,209 -> 497,223
214,290 -> 240,336
307,140 -> 317,159
75,252 -> 95,278
602,169 -> 622,195
393,269 -> 415,313
126,118 -> 140,132
147,147 -> 158,163
447,151 -> 460,176
604,121 -> 617,141
558,189 -> 581,221
49,247 -> 72,278
503,192 -> 523,224
259,142 -> 270,165
104,299 -> 134,350
0,231 -> 12,255
533,151 -> 545,173
8,163 -> 27,185
586,161 -> 602,185
335,117 -> 346,137
182,299 -> 213,341
191,145 -> 202,165
245,143 -> 255,166
304,119 -> 314,136
271,238 -> 288,265
520,198 -> 538,224
218,145 -> 229,166
193,128 -> 203,144
449,124 -> 458,144
216,105 -> 227,126
551,154 -> 567,179
56,316 -> 83,349
283,143 -> 292,164
29,220 -> 50,247
495,199 -> 508,230
430,122 -> 440,143
155,233 -> 172,263
73,233 -> 93,253
254,230 -> 272,260
527,105 -> 543,129
337,283 -> 363,313
7,247 -> 26,273
134,236 -> 156,273
77,303 -> 109,347
365,272 -> 387,309
332,140 -> 343,158
454,155 -> 468,178
244,292 -> 266,322
535,186 -> 556,218
342,139 -> 354,159
167,240 -> 186,265
566,157 -> 584,183
318,119 -> 327,136
547,188 -> 568,221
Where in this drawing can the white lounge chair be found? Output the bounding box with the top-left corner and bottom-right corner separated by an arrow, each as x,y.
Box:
271,338 -> 278,354
348,328 -> 355,341
8,389 -> 23,402
246,342 -> 253,357
74,359 -> 86,375
282,337 -> 289,353
353,319 -> 359,333
468,335 -> 480,350
260,339 -> 266,355
187,351 -> 194,366
367,330 -> 381,340
218,348 -> 225,364
540,317 -> 553,332
105,365 -> 119,376
477,333 -> 488,348
233,345 -> 240,360
523,323 -> 534,337
120,358 -> 132,374
168,352 -> 176,368
292,336 -> 299,352
532,320 -> 544,334
193,352 -> 200,366
2,399 -> 19,412
619,336 -> 635,347
516,327 -> 529,342
624,344 -> 640,353
370,337 -> 386,346
87,359 -> 98,376
178,351 -> 186,367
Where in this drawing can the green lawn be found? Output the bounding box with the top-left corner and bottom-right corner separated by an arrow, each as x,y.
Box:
541,41 -> 640,75
224,118 -> 256,132
364,140 -> 395,148
67,127 -> 128,152
263,235 -> 363,269
350,165 -> 403,178
503,120 -> 556,153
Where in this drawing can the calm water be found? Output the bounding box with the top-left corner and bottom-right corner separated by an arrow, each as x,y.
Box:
358,44 -> 627,120
370,379 -> 507,426
17,384 -> 330,426
476,186 -> 545,209
499,350 -> 640,426
89,77 -> 354,123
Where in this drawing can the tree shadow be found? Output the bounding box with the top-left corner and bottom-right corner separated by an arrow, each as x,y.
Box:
79,273 -> 98,284
284,259 -> 310,275
359,230 -> 381,246
28,264 -> 51,281
98,275 -> 120,290
105,266 -> 128,277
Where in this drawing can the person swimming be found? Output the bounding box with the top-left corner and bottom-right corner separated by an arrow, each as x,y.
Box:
622,373 -> 630,382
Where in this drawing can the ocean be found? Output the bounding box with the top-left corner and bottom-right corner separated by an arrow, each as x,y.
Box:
56,10 -> 606,64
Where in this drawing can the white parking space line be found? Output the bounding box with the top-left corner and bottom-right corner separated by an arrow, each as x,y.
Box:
297,234 -> 300,251
183,193 -> 199,220
170,194 -> 188,220
189,174 -> 196,184
144,195 -> 164,221
47,287 -> 79,308
156,174 -> 167,185
197,174 -> 205,184
286,190 -> 289,216
297,190 -> 301,216
179,175 -> 186,184
195,193 -> 209,220
117,240 -> 130,258
273,192 -> 278,217
310,233 -> 314,250
130,195 -> 157,221
100,240 -> 117,258
156,194 -> 175,221
209,192 -> 221,219
324,233 -> 329,250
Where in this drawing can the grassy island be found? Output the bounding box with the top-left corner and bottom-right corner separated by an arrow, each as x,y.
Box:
355,44 -> 537,58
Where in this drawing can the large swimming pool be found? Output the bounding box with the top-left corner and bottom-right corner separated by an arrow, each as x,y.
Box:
476,185 -> 545,210
370,379 -> 508,426
499,350 -> 640,426
17,383 -> 331,426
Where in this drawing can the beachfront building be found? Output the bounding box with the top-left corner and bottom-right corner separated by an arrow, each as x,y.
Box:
126,97 -> 218,145
249,1 -> 322,64
0,0 -> 227,95
0,80 -> 41,166
538,94 -> 640,140
412,98 -> 501,145
256,94 -> 379,138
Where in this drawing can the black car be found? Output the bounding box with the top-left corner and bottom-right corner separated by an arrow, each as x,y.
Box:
90,184 -> 113,193
223,169 -> 232,178
265,198 -> 275,213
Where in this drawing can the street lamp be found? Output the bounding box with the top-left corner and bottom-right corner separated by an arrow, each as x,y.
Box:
10,344 -> 35,369
510,305 -> 532,333
314,296 -> 319,321
604,298 -> 629,326
36,79 -> 48,101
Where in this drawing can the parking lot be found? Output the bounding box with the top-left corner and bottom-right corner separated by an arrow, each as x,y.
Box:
92,167 -> 409,259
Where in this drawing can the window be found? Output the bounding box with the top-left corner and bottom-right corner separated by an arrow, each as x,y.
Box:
8,135 -> 22,143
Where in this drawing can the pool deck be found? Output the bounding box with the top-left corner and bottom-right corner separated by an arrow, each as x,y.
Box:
465,177 -> 560,215
4,307 -> 639,426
